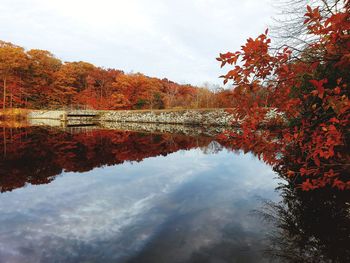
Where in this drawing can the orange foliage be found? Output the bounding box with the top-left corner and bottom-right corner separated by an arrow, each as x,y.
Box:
0,41 -> 235,110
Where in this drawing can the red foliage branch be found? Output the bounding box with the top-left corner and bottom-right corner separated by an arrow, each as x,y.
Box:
218,0 -> 350,190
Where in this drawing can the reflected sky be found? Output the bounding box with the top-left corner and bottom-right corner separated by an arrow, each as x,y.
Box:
0,145 -> 280,262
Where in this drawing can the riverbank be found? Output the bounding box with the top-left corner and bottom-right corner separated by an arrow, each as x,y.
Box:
2,108 -> 287,128
26,108 -> 241,127
100,109 -> 237,126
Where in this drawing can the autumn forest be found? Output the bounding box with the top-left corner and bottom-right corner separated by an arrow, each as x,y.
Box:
0,40 -> 235,111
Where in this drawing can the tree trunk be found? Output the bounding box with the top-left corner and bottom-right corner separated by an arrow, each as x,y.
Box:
10,90 -> 13,109
3,77 -> 6,110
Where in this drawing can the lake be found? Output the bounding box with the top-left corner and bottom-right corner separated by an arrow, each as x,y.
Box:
0,126 -> 348,263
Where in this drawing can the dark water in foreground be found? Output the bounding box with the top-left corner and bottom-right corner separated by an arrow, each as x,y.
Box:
0,127 -> 349,263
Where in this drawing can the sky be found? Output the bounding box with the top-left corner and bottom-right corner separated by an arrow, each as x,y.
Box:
0,0 -> 276,86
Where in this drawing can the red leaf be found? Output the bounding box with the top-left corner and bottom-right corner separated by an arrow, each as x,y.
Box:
310,79 -> 327,99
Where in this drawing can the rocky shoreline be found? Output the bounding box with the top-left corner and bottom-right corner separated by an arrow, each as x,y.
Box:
28,109 -> 241,127
99,109 -> 237,126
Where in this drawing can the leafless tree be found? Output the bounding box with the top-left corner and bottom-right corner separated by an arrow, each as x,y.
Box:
270,0 -> 343,52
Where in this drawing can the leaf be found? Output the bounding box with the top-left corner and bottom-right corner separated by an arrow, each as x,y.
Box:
306,5 -> 312,13
287,170 -> 295,177
310,79 -> 327,99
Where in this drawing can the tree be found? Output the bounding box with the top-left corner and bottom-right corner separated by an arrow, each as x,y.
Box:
51,61 -> 95,108
271,0 -> 344,52
0,41 -> 29,110
26,49 -> 62,108
111,73 -> 165,109
217,0 -> 350,190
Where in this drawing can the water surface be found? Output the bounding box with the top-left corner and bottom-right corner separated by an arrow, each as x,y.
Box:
1,126 -> 348,262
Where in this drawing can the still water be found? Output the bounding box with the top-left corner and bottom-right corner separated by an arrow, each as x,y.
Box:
0,126 -> 348,263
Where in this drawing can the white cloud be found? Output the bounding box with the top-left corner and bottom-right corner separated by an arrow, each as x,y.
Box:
0,0 -> 276,85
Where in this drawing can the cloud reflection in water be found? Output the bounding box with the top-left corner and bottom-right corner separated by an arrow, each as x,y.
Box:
0,148 -> 279,263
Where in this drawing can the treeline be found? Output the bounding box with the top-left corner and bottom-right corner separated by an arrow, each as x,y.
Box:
0,40 -> 234,110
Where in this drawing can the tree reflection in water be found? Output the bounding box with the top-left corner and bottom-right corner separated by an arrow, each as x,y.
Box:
216,127 -> 350,262
256,183 -> 350,263
0,127 -> 215,192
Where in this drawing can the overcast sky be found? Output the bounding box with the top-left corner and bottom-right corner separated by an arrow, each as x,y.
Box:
0,0 -> 276,86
